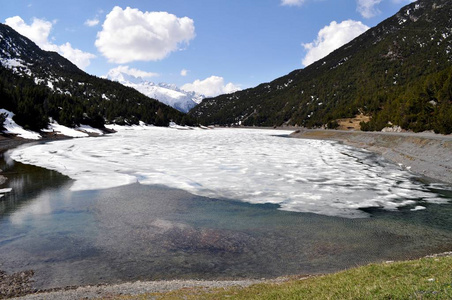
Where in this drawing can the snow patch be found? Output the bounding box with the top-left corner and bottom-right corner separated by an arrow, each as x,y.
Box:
0,58 -> 32,76
0,188 -> 12,199
411,206 -> 426,211
381,125 -> 403,133
76,125 -> 104,135
43,121 -> 89,138
0,109 -> 41,139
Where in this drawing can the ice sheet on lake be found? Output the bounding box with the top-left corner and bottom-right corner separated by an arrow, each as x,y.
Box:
9,127 -> 448,218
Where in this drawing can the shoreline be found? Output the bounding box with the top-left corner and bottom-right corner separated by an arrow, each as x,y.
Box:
0,133 -> 95,184
10,278 -> 277,300
11,252 -> 452,299
0,136 -> 34,186
0,133 -> 76,153
290,129 -> 452,185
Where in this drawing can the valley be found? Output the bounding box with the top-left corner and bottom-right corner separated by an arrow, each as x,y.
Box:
0,0 -> 451,298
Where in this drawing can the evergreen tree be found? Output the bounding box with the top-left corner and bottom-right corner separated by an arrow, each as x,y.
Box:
0,113 -> 6,132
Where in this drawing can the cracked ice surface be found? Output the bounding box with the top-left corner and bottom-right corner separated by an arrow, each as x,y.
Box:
9,126 -> 446,218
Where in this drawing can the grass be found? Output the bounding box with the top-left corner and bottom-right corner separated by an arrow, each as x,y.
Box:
110,255 -> 452,300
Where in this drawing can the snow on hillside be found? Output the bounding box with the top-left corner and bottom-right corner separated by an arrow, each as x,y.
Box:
0,109 -> 41,139
0,109 -> 105,139
105,70 -> 204,113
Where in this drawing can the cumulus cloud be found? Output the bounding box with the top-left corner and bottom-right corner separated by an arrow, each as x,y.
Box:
180,69 -> 188,76
5,16 -> 52,47
301,20 -> 369,67
357,0 -> 383,18
5,16 -> 95,70
57,43 -> 97,70
281,0 -> 305,6
181,76 -> 241,97
107,65 -> 159,79
84,18 -> 99,27
95,6 -> 195,64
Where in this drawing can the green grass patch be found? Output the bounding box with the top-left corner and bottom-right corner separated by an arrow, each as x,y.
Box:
112,256 -> 452,299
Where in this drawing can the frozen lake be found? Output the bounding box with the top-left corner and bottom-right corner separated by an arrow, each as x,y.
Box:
9,127 -> 449,218
1,127 -> 451,289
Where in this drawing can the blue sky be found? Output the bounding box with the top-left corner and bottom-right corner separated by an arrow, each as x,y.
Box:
1,0 -> 414,96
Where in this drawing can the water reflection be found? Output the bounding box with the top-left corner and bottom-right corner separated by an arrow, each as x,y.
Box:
0,151 -> 70,218
0,155 -> 451,290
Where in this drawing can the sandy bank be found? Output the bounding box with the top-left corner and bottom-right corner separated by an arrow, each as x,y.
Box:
290,129 -> 452,184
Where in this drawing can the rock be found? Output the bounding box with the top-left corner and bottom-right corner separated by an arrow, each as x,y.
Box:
381,125 -> 403,132
0,269 -> 35,298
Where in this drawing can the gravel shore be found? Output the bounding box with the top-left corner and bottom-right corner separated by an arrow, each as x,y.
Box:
0,136 -> 32,153
290,129 -> 452,184
11,278 -> 274,300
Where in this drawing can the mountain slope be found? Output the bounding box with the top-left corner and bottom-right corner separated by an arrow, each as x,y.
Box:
105,70 -> 204,113
190,0 -> 452,134
0,23 -> 193,131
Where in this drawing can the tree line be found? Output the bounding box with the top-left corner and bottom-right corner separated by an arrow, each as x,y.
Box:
0,66 -> 195,133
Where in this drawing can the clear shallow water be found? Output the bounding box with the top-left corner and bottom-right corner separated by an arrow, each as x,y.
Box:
0,128 -> 451,289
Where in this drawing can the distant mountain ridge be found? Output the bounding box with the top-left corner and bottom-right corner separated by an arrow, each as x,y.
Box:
105,70 -> 204,113
190,0 -> 452,134
0,23 -> 193,132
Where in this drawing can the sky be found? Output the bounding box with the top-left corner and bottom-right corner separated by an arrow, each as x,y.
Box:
1,0 -> 415,97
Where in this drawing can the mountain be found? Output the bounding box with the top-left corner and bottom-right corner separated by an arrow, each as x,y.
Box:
105,70 -> 204,113
190,0 -> 452,134
0,23 -> 193,132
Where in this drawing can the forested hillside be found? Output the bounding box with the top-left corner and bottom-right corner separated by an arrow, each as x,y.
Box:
0,23 -> 193,131
190,0 -> 452,134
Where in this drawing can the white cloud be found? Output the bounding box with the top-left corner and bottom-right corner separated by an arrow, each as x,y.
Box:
5,16 -> 96,70
95,6 -> 195,64
107,65 -> 159,79
84,18 -> 99,27
181,76 -> 241,97
57,43 -> 96,70
357,0 -> 382,18
5,16 -> 52,47
180,69 -> 189,76
357,0 -> 416,18
281,0 -> 305,6
301,20 -> 369,67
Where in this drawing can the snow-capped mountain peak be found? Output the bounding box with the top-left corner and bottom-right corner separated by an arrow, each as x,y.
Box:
105,68 -> 145,85
105,70 -> 204,113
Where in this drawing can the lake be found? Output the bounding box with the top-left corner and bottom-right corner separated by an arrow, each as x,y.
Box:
1,127 -> 451,289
